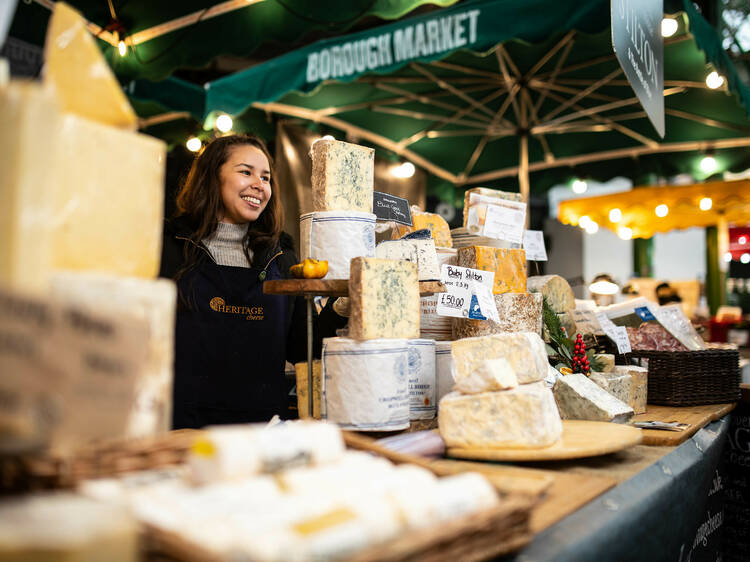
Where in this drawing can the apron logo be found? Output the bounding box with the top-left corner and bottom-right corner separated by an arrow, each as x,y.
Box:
209,297 -> 264,320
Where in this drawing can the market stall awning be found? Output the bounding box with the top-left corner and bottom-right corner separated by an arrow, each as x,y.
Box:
9,0 -> 459,81
198,0 -> 750,203
556,178 -> 750,239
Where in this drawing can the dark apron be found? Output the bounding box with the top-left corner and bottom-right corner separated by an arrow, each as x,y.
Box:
173,258 -> 288,429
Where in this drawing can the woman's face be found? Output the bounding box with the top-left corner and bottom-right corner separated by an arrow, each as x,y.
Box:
218,144 -> 272,224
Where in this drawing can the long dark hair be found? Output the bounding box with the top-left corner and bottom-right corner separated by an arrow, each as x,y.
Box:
174,134 -> 284,275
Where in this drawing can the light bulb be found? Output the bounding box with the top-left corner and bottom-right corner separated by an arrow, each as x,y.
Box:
578,215 -> 592,229
655,204 -> 669,218
118,40 -> 127,56
699,197 -> 712,211
706,71 -> 724,90
723,252 -> 733,262
742,253 -> 750,264
392,162 -> 415,178
618,226 -> 633,240
740,236 -> 748,245
700,155 -> 718,174
585,221 -> 599,234
661,18 -> 678,37
216,114 -> 233,133
609,208 -> 622,223
186,137 -> 202,152
572,179 -> 587,194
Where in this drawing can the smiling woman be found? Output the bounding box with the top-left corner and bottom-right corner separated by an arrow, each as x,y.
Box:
159,134 -> 346,429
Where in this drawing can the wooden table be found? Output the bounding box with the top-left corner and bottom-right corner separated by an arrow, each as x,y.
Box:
633,402 -> 736,446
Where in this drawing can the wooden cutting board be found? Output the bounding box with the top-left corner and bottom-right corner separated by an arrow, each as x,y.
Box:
263,279 -> 445,297
633,402 -> 736,446
446,420 -> 643,462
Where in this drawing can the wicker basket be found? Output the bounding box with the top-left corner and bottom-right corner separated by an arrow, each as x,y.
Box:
628,348 -> 741,406
0,429 -> 201,494
143,496 -> 534,562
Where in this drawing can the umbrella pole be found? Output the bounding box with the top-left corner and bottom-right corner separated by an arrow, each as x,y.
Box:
519,134 -> 530,229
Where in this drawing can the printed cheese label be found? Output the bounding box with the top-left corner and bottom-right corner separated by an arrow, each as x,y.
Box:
482,200 -> 526,243
596,312 -> 632,353
523,230 -> 548,261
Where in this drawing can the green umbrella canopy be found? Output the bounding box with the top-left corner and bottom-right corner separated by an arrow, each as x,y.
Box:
7,0 -> 459,82
199,0 -> 750,202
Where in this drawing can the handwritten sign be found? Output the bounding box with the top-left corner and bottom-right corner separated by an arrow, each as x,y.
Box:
483,200 -> 526,243
596,312 -> 631,353
373,192 -> 412,226
436,264 -> 494,319
523,230 -> 548,261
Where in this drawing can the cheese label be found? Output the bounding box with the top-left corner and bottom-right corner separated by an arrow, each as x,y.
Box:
468,279 -> 500,323
523,230 -> 548,261
482,200 -> 526,243
436,264 -> 494,319
373,191 -> 412,225
596,312 -> 632,353
571,310 -> 604,335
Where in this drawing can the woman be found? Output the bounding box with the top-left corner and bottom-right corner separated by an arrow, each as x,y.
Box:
160,134 -> 344,429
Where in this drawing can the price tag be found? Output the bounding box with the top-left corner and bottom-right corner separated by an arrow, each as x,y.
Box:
437,265 -> 494,319
482,200 -> 526,243
571,310 -> 604,335
596,312 -> 631,353
523,230 -> 548,261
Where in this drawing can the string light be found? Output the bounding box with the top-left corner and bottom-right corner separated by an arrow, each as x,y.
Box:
723,252 -> 733,262
655,204 -> 669,218
609,208 -> 622,223
572,179 -> 588,194
742,253 -> 750,264
617,226 -> 633,240
392,162 -> 416,178
216,114 -> 233,133
186,137 -> 202,152
118,40 -> 127,56
661,17 -> 678,37
578,215 -> 592,229
740,236 -> 748,245
705,71 -> 724,90
699,197 -> 712,211
585,221 -> 599,234
700,154 -> 718,174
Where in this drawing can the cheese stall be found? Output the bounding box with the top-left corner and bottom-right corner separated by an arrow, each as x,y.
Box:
0,1 -> 748,562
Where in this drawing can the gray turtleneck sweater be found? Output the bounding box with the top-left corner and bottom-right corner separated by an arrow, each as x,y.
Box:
202,222 -> 253,267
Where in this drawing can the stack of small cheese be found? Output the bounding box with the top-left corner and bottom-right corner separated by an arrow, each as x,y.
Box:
439,333 -> 563,449
78,421 -> 500,562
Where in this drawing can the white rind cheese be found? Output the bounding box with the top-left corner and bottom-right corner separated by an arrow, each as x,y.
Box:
311,139 -> 374,213
407,339 -> 436,420
322,337 -> 410,431
49,272 -> 177,438
300,211 -> 376,279
451,332 -> 547,388
439,382 -> 563,448
527,275 -> 575,313
348,258 -> 420,341
453,292 -> 542,339
553,373 -> 634,423
454,358 -> 519,394
376,238 -> 440,281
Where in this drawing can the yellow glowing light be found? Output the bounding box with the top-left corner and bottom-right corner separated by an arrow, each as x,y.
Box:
661,18 -> 678,37
609,208 -> 622,223
572,179 -> 588,194
618,226 -> 633,240
186,137 -> 202,152
585,221 -> 599,234
216,114 -> 233,133
655,204 -> 669,218
699,197 -> 712,211
700,155 -> 718,174
706,71 -> 724,90
118,40 -> 127,56
578,215 -> 592,229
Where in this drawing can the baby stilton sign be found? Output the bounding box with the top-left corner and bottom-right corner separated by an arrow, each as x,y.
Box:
611,0 -> 664,137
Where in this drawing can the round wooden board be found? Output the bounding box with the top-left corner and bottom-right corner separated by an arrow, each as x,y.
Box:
446,420 -> 643,462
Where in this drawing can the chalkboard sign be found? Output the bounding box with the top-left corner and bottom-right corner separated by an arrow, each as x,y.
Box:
373,191 -> 412,226
723,396 -> 750,558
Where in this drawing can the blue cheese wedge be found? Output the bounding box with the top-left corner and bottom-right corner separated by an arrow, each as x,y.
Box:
613,365 -> 648,414
451,332 -> 547,389
311,139 -> 374,213
348,257 -> 420,340
439,382 -> 562,448
375,239 -> 440,281
553,373 -> 634,423
527,275 -> 575,313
